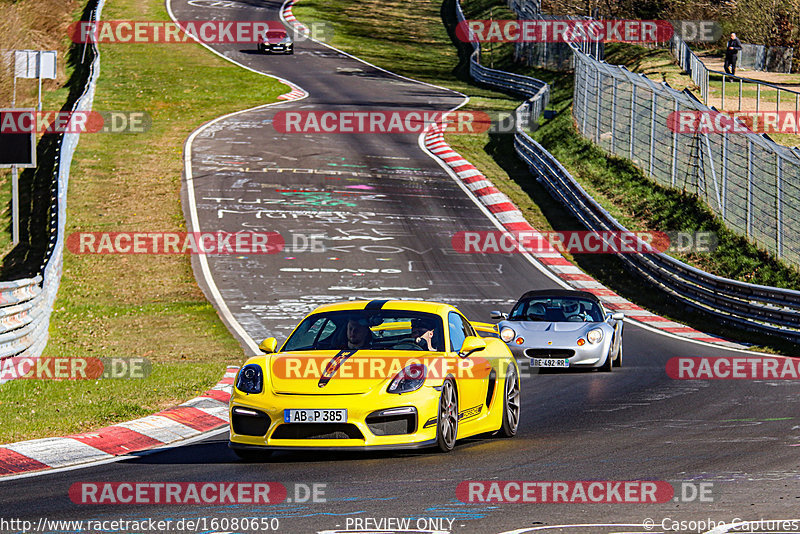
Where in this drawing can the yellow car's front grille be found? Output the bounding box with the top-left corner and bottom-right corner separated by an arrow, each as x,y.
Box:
271,423 -> 364,440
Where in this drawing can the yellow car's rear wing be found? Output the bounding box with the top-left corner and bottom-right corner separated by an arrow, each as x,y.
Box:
470,321 -> 499,338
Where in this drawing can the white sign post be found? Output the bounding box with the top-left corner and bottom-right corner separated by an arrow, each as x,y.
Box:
13,50 -> 57,110
5,51 -> 55,245
0,109 -> 36,246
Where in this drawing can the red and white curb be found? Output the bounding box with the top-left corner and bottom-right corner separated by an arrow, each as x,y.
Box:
281,0 -> 310,35
278,86 -> 307,101
275,0 -> 310,101
424,124 -> 744,349
0,366 -> 238,476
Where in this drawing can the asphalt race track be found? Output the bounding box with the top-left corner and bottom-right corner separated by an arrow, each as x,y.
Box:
1,1 -> 799,533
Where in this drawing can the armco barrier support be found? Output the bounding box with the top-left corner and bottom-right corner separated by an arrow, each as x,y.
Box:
0,0 -> 105,382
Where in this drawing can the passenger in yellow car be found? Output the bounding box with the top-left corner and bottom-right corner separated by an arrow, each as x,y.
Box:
411,318 -> 437,351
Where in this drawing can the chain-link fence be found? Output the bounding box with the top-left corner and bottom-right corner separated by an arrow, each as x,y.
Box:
572,48 -> 800,269
507,4 -> 604,70
670,34 -> 800,115
739,43 -> 794,73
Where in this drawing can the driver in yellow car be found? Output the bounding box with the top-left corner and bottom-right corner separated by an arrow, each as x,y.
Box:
345,318 -> 374,349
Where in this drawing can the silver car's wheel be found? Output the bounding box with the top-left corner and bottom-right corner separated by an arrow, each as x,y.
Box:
436,379 -> 458,452
599,343 -> 613,372
498,364 -> 520,437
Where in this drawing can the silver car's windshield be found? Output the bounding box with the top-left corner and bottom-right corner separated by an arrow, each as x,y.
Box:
509,297 -> 603,322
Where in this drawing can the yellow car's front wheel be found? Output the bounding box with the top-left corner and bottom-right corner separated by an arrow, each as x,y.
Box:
498,364 -> 520,437
436,379 -> 458,452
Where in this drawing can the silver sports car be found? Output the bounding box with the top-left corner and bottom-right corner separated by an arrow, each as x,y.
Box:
491,290 -> 624,371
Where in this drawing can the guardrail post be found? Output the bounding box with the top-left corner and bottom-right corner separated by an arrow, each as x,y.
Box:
722,74 -> 725,110
671,100 -> 678,187
738,78 -> 742,111
777,153 -> 783,258
581,61 -> 589,135
701,133 -> 722,211
747,139 -> 753,238
595,69 -> 601,143
757,84 -> 760,113
777,88 -> 781,112
649,93 -> 656,176
722,132 -> 728,218
611,77 -> 617,153
629,87 -> 636,160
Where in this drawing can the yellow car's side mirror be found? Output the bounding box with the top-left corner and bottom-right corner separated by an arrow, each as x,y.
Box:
458,336 -> 486,358
259,337 -> 278,354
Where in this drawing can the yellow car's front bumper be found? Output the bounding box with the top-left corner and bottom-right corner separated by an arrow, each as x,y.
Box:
229,384 -> 442,451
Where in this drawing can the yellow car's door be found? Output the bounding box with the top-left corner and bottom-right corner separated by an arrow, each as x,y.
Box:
446,311 -> 491,431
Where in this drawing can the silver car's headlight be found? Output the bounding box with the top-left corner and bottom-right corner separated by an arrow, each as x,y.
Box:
587,328 -> 603,344
500,327 -> 515,342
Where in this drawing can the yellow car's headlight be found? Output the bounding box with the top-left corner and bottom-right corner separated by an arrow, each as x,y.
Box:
387,363 -> 426,394
236,364 -> 263,394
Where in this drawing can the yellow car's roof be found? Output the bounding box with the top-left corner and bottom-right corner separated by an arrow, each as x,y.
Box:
308,300 -> 458,316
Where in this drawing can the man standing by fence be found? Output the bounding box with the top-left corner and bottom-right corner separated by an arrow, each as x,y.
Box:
724,32 -> 743,75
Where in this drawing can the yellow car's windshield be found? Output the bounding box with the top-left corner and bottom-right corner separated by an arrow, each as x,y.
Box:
282,310 -> 445,352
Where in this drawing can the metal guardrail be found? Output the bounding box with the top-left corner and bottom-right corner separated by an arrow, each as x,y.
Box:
669,36 -> 710,100
0,0 -> 105,379
452,0 -> 800,341
455,0 -> 549,128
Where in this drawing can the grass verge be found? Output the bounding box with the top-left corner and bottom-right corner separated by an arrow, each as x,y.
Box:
292,0 -> 800,354
0,0 -> 286,443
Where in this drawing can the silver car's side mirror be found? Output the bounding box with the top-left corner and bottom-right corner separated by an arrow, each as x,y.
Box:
490,311 -> 508,320
611,312 -> 624,321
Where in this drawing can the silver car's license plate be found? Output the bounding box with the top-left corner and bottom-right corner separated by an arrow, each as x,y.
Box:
530,358 -> 569,368
284,409 -> 347,423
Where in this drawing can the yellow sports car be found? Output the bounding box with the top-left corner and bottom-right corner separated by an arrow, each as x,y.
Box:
229,299 -> 521,457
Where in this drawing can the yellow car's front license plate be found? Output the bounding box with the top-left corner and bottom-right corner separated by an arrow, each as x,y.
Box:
284,409 -> 348,423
